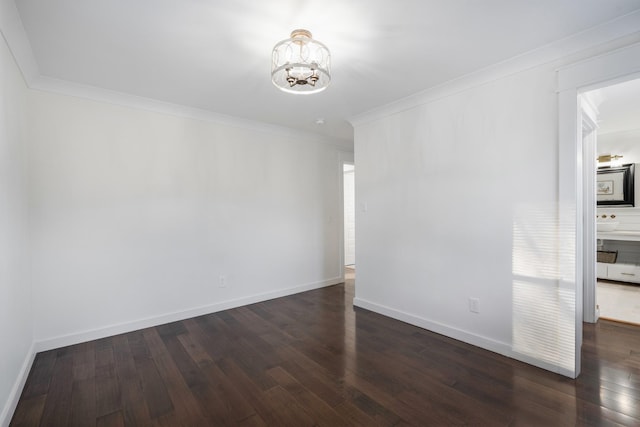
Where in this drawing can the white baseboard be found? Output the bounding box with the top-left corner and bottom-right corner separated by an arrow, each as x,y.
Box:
35,277 -> 342,352
353,297 -> 576,378
2,277 -> 341,424
0,342 -> 36,427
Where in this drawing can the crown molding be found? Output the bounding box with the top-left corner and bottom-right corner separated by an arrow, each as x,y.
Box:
0,0 -> 39,83
29,76 -> 352,149
0,0 -> 351,151
556,44 -> 640,93
350,10 -> 640,128
3,0 -> 639,147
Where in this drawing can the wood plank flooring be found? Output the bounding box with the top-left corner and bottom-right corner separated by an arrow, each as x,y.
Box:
11,270 -> 640,426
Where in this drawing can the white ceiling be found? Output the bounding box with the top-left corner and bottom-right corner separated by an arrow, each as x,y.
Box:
11,0 -> 640,143
593,77 -> 640,135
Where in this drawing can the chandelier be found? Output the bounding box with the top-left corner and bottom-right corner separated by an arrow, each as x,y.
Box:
271,29 -> 331,94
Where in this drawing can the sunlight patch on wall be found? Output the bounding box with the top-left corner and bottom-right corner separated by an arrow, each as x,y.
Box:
512,204 -> 575,372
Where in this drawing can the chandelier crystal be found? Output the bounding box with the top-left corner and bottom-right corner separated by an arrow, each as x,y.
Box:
271,29 -> 331,95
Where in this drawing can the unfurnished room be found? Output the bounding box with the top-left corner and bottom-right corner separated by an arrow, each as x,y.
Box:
2,1 -> 640,426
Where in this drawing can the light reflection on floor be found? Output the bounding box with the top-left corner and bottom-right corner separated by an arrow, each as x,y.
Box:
344,266 -> 357,376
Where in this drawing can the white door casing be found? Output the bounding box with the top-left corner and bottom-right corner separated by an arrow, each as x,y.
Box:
557,41 -> 640,378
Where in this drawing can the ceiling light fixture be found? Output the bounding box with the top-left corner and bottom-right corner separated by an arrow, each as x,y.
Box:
271,29 -> 331,95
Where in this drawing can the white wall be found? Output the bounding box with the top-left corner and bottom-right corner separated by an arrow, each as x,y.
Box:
352,60 -> 577,373
598,129 -> 640,162
0,31 -> 32,425
27,90 -> 346,347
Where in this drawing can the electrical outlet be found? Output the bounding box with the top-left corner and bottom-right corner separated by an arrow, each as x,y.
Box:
469,297 -> 480,314
219,275 -> 227,288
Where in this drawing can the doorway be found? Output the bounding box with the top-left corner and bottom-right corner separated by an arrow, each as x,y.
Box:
583,77 -> 640,325
343,163 -> 355,267
558,41 -> 640,377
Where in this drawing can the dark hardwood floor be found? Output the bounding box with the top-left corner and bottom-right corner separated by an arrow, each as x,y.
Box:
11,269 -> 640,426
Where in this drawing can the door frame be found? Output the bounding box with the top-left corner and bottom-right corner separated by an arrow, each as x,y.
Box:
558,41 -> 640,378
581,97 -> 599,324
339,151 -> 355,278
343,162 -> 356,267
